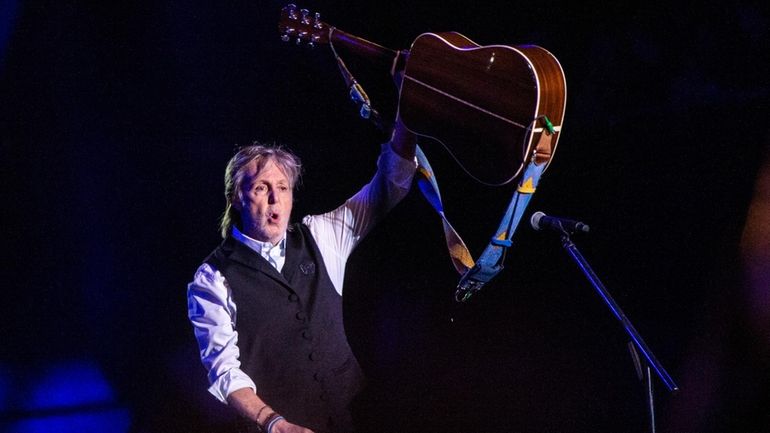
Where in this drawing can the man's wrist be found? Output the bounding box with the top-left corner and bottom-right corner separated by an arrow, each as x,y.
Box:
255,405 -> 272,426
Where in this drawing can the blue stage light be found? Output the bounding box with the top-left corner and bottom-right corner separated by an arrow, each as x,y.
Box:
2,360 -> 130,433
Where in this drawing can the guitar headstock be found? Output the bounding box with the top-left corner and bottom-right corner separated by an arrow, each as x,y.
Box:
278,4 -> 330,47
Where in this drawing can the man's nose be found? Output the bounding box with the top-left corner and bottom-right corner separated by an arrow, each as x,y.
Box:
267,189 -> 278,204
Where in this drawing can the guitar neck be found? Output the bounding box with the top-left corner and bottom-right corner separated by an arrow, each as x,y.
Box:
329,28 -> 407,70
279,4 -> 407,73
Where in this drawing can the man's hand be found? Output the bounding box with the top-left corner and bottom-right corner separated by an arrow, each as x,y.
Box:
227,389 -> 314,433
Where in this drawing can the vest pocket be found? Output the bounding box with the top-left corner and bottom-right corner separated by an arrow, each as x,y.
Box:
329,356 -> 365,401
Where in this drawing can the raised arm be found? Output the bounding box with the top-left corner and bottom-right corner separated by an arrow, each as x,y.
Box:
303,118 -> 417,293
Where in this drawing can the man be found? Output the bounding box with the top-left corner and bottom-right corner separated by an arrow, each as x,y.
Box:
187,122 -> 416,433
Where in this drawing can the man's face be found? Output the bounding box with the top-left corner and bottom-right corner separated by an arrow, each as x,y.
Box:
233,158 -> 293,244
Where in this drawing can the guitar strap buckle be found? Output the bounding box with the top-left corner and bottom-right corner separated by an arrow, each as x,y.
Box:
455,263 -> 505,302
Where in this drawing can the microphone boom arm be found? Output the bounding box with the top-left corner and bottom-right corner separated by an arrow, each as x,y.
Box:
559,233 -> 679,393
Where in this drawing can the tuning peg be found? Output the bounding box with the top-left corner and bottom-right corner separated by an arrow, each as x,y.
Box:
313,12 -> 322,29
300,8 -> 310,25
281,33 -> 291,42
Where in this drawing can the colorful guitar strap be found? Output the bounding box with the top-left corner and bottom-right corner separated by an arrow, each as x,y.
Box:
415,122 -> 555,302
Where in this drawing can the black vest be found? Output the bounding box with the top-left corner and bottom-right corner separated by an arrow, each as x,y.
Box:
205,223 -> 364,433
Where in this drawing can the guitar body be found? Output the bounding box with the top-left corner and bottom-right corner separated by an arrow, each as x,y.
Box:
399,32 -> 567,185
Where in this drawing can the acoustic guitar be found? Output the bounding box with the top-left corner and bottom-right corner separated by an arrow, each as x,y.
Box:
278,4 -> 566,186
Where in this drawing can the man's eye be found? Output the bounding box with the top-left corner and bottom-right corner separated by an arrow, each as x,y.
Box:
254,185 -> 267,192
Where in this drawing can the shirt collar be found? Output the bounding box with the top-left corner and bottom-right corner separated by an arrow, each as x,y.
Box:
231,226 -> 286,257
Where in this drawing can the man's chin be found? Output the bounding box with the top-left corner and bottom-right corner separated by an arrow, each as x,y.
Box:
265,224 -> 288,242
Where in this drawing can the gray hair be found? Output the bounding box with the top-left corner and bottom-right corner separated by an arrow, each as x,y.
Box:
220,144 -> 302,238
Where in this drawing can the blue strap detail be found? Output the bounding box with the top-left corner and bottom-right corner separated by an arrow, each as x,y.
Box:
491,239 -> 513,247
455,161 -> 546,301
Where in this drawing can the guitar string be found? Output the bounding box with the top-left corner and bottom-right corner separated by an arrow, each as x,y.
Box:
404,75 -> 529,129
418,119 -> 542,187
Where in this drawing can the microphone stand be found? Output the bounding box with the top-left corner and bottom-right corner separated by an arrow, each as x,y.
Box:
557,227 -> 678,432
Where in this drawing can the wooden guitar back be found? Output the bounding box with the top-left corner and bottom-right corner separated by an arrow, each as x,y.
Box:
399,32 -> 566,185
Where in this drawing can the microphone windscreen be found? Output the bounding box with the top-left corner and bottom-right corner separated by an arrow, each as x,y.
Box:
530,211 -> 546,230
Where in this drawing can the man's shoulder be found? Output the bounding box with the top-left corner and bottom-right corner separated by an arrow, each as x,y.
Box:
201,236 -> 235,267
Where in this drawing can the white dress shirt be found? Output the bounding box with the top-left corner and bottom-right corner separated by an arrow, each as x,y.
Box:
187,143 -> 415,403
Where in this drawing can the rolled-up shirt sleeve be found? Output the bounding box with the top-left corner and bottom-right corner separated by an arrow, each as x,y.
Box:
187,263 -> 256,403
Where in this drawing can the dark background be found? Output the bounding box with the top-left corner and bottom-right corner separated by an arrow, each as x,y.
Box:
2,1 -> 769,432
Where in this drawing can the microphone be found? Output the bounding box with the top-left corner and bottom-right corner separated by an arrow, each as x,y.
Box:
531,211 -> 590,234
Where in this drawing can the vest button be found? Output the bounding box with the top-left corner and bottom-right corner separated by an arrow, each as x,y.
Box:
309,351 -> 322,361
288,294 -> 299,302
295,311 -> 307,321
302,329 -> 313,340
313,372 -> 322,382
